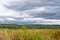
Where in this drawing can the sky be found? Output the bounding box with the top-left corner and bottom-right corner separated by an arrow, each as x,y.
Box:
0,0 -> 60,25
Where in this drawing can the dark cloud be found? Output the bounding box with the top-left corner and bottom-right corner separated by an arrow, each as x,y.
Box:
5,0 -> 60,11
34,13 -> 60,19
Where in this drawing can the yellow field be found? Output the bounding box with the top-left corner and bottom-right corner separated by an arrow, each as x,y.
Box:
0,29 -> 60,40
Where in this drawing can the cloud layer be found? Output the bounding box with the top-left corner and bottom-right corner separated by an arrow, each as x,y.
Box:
0,0 -> 60,25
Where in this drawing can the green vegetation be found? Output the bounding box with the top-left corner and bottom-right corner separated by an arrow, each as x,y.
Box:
0,24 -> 60,29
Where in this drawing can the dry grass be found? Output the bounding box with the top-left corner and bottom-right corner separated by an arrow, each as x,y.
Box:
0,29 -> 60,40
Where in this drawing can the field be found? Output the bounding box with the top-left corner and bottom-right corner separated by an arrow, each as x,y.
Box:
0,24 -> 60,40
0,29 -> 60,40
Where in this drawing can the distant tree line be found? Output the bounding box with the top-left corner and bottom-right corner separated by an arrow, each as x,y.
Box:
0,24 -> 60,29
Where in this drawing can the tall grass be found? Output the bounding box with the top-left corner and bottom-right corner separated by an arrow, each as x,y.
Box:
0,29 -> 60,40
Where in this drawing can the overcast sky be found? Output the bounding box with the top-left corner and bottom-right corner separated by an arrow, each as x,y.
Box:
0,0 -> 60,25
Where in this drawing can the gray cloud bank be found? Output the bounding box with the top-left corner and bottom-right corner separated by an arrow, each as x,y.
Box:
0,0 -> 60,25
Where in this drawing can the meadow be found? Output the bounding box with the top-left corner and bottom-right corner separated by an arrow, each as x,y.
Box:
0,29 -> 60,40
0,24 -> 60,40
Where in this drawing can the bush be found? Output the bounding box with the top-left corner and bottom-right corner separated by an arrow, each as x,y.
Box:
21,25 -> 27,29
